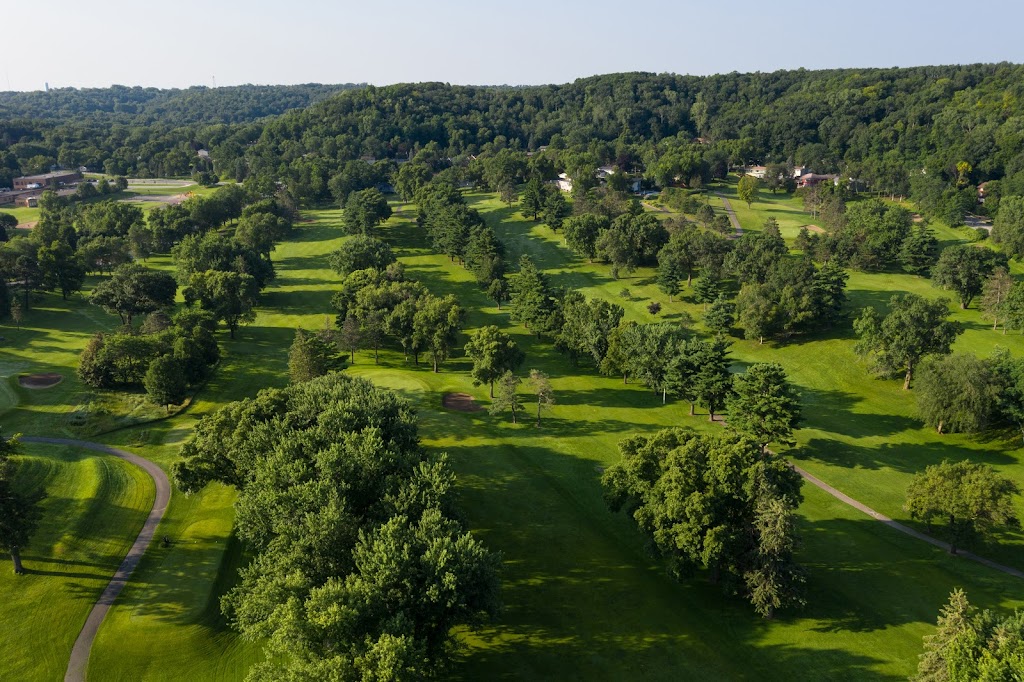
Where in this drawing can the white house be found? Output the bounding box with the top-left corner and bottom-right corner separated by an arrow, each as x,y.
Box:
556,172 -> 573,192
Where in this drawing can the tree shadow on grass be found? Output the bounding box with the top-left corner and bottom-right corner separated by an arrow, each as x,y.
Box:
798,386 -> 921,439
799,437 -> 1017,473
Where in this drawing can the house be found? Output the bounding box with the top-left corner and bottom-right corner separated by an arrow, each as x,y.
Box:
741,166 -> 767,179
16,194 -> 40,208
596,165 -> 617,180
978,181 -> 991,203
792,166 -> 811,178
797,173 -> 839,188
556,172 -> 573,192
197,149 -> 210,160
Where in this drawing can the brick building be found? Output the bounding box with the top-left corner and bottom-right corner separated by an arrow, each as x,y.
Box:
13,170 -> 82,190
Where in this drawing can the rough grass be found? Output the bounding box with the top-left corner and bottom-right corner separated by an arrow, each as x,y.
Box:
1,190 -> 1023,680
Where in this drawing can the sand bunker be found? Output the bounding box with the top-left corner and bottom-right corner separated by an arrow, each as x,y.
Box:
804,224 -> 826,234
442,392 -> 482,412
18,373 -> 64,389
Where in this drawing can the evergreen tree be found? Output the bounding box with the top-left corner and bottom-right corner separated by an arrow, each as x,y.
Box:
727,363 -> 802,452
692,275 -> 720,310
900,223 -> 939,275
542,190 -> 571,231
521,176 -> 546,221
288,328 -> 340,383
704,294 -> 735,338
692,339 -> 734,420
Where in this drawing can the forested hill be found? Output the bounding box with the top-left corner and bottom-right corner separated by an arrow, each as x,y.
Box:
0,83 -> 364,125
255,63 -> 1024,180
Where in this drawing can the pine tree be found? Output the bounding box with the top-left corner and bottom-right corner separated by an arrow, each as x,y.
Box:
521,177 -> 545,221
692,275 -> 720,310
727,363 -> 802,452
704,294 -> 735,338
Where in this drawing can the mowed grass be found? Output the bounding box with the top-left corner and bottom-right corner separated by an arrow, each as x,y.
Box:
1,191 -> 1022,680
0,443 -> 152,681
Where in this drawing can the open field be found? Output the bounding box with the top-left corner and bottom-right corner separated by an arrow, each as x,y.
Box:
1,189 -> 1023,679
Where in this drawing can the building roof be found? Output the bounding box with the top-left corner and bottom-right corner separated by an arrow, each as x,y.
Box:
15,171 -> 80,181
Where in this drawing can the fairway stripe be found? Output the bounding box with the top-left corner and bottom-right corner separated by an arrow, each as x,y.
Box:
21,437 -> 171,682
792,464 -> 1024,580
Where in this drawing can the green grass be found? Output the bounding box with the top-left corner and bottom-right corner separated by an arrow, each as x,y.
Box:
0,443 -> 152,681
0,205 -> 40,225
2,191 -> 1023,680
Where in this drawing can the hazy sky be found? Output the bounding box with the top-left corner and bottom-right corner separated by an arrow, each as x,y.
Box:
7,0 -> 1024,91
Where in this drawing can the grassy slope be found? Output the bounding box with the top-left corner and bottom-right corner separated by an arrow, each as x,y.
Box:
0,443 -> 152,681
1,191 -> 1022,680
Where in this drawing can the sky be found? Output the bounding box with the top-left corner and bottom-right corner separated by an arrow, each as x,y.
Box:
7,0 -> 1024,91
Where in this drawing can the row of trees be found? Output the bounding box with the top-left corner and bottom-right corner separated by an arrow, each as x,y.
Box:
170,372 -> 501,679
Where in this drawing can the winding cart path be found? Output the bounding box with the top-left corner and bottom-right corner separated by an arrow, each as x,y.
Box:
21,437 -> 171,682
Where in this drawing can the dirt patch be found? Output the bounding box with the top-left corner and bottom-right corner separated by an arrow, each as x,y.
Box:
804,224 -> 826,234
442,392 -> 482,412
912,213 -> 924,223
18,373 -> 64,389
16,221 -> 37,230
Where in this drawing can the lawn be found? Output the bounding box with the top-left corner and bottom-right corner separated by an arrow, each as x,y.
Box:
1,190 -> 1023,680
0,443 -> 152,681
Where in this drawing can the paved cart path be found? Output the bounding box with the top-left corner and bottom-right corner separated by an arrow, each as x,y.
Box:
21,437 -> 171,682
715,193 -> 743,237
792,463 -> 1024,580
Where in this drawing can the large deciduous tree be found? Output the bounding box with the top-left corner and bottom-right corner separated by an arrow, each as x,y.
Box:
343,188 -> 392,234
170,374 -> 500,680
930,245 -> 1005,309
464,326 -> 524,397
0,432 -> 44,574
602,428 -> 804,617
854,293 -> 963,389
183,270 -> 260,339
328,235 -> 397,277
905,460 -> 1020,554
991,194 -> 1024,259
89,262 -> 177,325
737,174 -> 760,208
412,294 -> 464,372
915,354 -> 997,434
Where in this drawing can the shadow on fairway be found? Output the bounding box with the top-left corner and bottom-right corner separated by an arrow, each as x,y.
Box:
799,436 -> 1017,472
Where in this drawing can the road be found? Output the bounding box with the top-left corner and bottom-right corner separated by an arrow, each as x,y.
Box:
21,437 -> 171,682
